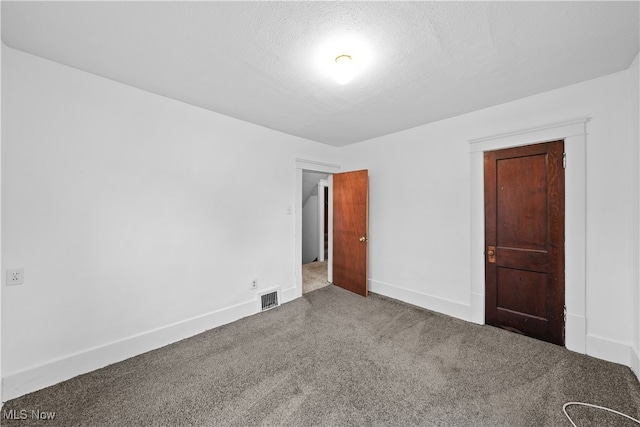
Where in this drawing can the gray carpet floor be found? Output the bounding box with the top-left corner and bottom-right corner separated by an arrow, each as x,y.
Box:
2,285 -> 640,426
302,261 -> 330,294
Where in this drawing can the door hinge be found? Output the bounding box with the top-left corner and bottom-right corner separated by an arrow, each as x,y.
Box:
562,152 -> 566,169
563,305 -> 567,323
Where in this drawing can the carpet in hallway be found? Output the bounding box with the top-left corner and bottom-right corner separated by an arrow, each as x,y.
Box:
302,260 -> 329,294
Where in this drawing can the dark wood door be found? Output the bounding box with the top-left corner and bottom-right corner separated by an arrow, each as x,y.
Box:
333,170 -> 368,297
484,141 -> 565,345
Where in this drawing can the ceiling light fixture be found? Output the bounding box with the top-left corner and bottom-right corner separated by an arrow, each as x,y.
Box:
333,54 -> 354,85
313,35 -> 373,85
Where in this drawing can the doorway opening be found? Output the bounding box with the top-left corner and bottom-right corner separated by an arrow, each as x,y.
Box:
294,159 -> 340,299
294,160 -> 369,299
302,171 -> 331,294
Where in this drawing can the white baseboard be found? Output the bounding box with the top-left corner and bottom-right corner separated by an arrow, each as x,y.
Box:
470,292 -> 484,325
565,313 -> 586,354
586,333 -> 632,367
632,345 -> 640,381
280,285 -> 299,305
2,299 -> 257,402
369,279 -> 471,322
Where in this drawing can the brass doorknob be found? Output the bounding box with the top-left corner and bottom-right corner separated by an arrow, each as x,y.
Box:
359,236 -> 367,242
487,245 -> 496,264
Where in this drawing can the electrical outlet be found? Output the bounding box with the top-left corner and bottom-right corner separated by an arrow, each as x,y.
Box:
251,279 -> 258,290
6,269 -> 24,286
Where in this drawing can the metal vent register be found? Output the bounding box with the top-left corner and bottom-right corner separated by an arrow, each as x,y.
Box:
260,291 -> 279,311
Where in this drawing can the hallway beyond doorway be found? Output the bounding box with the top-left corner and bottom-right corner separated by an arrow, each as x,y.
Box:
302,261 -> 330,294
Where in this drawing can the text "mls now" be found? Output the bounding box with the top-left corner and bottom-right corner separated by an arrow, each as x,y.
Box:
3,409 -> 56,420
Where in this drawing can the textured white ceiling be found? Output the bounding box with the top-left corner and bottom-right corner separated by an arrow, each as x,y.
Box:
2,1 -> 639,146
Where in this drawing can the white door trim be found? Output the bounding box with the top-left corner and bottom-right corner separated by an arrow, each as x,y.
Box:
469,117 -> 589,354
317,179 -> 329,262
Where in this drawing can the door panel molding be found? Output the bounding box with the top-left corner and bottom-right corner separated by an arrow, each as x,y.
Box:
485,140 -> 565,345
469,117 -> 589,354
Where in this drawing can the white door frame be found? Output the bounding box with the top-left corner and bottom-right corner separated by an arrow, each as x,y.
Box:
295,159 -> 340,299
317,179 -> 329,262
469,117 -> 589,354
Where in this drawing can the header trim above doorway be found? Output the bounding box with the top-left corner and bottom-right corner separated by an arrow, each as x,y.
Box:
469,117 -> 591,153
295,158 -> 341,174
469,117 -> 591,148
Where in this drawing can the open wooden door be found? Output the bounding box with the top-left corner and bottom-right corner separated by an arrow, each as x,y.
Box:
484,141 -> 565,345
333,170 -> 368,297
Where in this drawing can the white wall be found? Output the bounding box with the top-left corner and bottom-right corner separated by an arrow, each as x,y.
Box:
0,6 -> 4,406
630,53 -> 640,378
302,195 -> 319,264
340,66 -> 639,370
1,46 -> 339,400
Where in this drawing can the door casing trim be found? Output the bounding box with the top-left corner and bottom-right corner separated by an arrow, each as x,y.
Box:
469,117 -> 589,354
317,179 -> 329,262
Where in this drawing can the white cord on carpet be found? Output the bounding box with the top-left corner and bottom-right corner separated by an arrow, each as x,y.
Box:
563,402 -> 640,426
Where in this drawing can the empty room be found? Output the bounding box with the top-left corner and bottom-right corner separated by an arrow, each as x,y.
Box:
1,1 -> 640,426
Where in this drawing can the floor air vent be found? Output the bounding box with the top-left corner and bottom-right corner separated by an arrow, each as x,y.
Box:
260,290 -> 279,312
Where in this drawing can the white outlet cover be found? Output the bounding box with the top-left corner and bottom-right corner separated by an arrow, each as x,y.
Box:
6,268 -> 24,286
